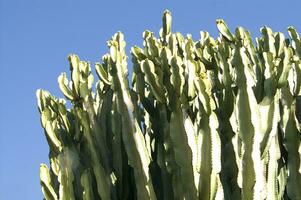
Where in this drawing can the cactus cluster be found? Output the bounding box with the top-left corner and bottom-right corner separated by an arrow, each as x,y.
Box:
37,10 -> 301,200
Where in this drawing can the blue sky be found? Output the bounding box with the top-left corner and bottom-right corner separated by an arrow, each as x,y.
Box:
0,0 -> 301,199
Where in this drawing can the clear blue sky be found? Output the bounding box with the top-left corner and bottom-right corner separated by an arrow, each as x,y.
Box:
0,0 -> 301,199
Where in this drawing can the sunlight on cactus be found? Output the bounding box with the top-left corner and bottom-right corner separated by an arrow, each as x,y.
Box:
37,10 -> 301,200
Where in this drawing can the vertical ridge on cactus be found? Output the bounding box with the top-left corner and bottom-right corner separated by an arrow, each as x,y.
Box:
37,10 -> 301,199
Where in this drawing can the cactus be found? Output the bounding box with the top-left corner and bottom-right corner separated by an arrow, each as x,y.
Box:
37,10 -> 301,200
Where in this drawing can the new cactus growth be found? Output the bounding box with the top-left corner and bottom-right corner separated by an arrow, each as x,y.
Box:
37,10 -> 301,199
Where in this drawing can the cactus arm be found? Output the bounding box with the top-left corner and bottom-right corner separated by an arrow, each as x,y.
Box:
69,55 -> 81,96
277,47 -> 293,88
288,27 -> 301,58
58,73 -> 74,101
141,59 -> 166,103
44,118 -> 63,152
263,93 -> 281,200
156,105 -> 175,200
280,88 -> 301,200
261,27 -> 277,57
68,55 -> 113,177
277,163 -> 287,199
80,170 -> 94,200
193,67 -> 223,200
111,95 -> 124,198
67,55 -> 116,199
57,148 -> 76,200
216,19 -> 234,42
40,164 -> 58,200
108,32 -> 157,199
232,48 -> 257,200
83,99 -> 111,172
209,113 -> 222,200
183,111 -> 199,189
95,63 -> 111,85
214,51 -> 241,198
236,80 -> 255,200
274,32 -> 285,57
170,108 -> 198,199
76,109 -> 111,200
284,114 -> 301,200
266,135 -> 281,200
162,10 -> 172,40
197,111 -> 211,200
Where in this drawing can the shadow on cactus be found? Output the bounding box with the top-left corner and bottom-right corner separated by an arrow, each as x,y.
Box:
37,10 -> 301,200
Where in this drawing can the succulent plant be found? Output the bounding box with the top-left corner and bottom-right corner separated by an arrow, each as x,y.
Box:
37,10 -> 301,200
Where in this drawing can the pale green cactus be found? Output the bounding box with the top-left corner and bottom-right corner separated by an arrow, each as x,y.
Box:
37,10 -> 301,199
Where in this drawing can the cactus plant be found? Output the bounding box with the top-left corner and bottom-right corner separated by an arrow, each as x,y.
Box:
37,10 -> 301,200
